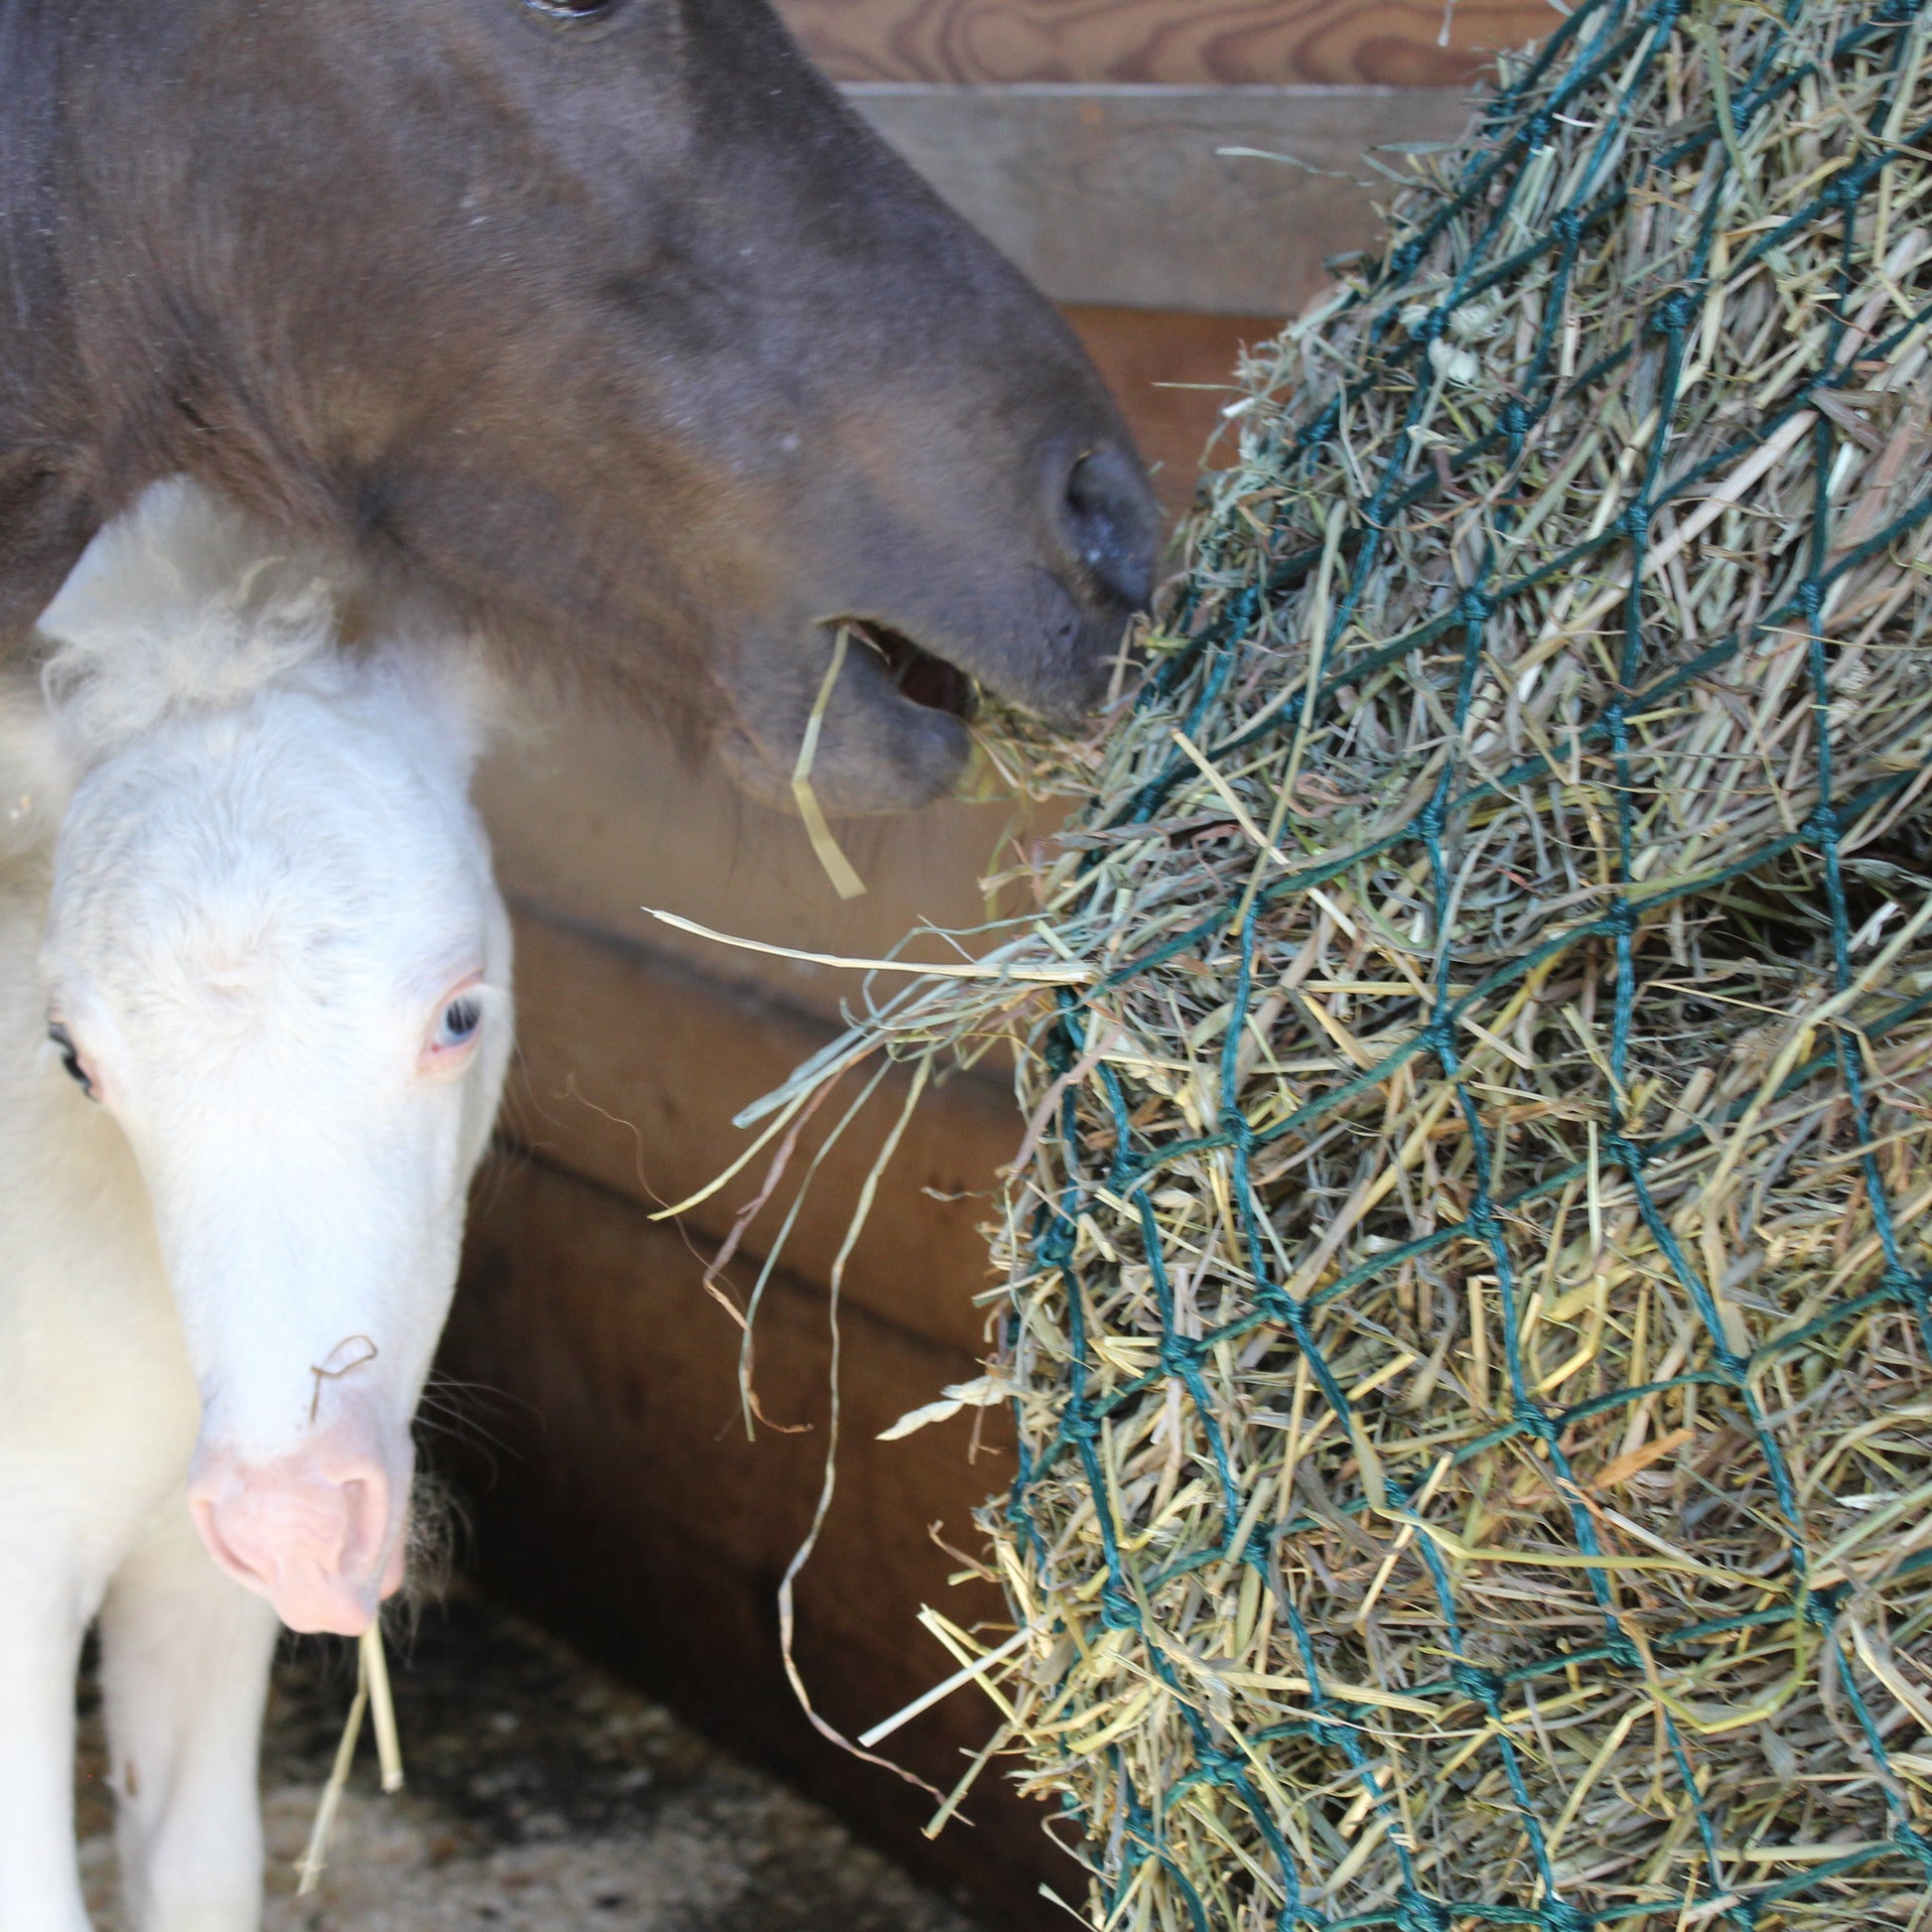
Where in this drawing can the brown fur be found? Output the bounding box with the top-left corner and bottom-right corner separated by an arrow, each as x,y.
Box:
0,0 -> 1157,811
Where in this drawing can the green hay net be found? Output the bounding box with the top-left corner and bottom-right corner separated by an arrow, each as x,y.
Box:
743,1 -> 1932,1924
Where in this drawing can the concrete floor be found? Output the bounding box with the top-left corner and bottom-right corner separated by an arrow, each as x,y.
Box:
76,1589 -> 981,1932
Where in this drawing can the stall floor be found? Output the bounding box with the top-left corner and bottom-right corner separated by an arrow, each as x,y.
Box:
76,1587 -> 981,1932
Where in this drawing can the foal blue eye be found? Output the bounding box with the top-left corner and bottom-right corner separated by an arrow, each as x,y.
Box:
47,1022 -> 95,1099
437,996 -> 483,1048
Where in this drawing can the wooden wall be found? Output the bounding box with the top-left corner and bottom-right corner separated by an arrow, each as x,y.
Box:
784,0 -> 1556,85
442,927 -> 1054,1917
446,724 -> 1073,1924
443,5 -> 1549,1921
845,85 -> 1471,316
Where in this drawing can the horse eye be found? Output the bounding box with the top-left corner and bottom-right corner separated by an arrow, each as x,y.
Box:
47,1022 -> 96,1100
437,996 -> 483,1049
521,0 -> 619,19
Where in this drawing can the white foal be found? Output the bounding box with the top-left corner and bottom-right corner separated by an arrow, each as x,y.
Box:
0,479 -> 513,1931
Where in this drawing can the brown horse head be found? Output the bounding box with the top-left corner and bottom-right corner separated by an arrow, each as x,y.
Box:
0,0 -> 1158,811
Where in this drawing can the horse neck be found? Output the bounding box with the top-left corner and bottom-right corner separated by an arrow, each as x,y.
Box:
0,9 -> 68,368
0,54 -> 93,648
0,4 -> 200,645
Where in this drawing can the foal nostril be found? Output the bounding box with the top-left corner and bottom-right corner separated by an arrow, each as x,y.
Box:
191,1494 -> 267,1592
188,1456 -> 397,1633
1059,445 -> 1159,610
339,1476 -> 385,1578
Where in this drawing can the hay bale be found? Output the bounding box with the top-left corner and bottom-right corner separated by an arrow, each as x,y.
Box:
737,1 -> 1932,1923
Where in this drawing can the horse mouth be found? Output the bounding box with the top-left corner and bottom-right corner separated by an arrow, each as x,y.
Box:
845,621 -> 977,721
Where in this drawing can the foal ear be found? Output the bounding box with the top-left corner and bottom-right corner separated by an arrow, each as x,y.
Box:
35,476 -> 340,759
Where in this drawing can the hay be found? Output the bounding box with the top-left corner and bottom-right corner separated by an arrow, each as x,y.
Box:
296,1624 -> 405,1894
728,1 -> 1932,1924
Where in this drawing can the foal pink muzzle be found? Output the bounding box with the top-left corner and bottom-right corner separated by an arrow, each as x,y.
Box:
188,1439 -> 406,1635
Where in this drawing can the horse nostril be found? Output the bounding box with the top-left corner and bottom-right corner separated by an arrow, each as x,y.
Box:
1060,445 -> 1159,610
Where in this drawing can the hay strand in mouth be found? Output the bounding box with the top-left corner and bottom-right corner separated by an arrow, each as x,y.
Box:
294,1620 -> 403,1894
792,625 -> 868,902
705,2 -> 1932,1925
363,1622 -> 404,1794
295,1636 -> 370,1895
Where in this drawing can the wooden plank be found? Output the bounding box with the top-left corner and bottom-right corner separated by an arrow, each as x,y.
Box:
846,82 -> 1472,312
786,0 -> 1558,86
504,904 -> 1016,1356
444,1159 -> 1067,1930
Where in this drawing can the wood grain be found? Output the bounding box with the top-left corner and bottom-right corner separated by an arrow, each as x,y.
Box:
848,82 -> 1471,313
445,1160 -> 1069,1931
781,0 -> 1561,87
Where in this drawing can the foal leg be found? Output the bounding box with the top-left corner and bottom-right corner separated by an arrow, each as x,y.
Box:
0,1558 -> 95,1932
99,1502 -> 280,1932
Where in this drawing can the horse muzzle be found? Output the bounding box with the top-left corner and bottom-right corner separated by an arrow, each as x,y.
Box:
188,1431 -> 408,1636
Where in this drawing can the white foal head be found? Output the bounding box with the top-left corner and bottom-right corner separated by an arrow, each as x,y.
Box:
34,480 -> 512,1635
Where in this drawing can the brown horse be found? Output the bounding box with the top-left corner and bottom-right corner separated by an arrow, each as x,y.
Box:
0,0 -> 1158,813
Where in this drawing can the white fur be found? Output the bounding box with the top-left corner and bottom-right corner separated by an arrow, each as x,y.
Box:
0,480 -> 513,1930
